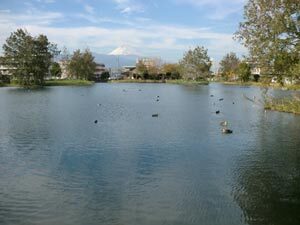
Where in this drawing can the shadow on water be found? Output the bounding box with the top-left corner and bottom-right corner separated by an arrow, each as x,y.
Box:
232,112 -> 300,225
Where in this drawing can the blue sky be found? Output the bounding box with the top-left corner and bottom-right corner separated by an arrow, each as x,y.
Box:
0,0 -> 247,66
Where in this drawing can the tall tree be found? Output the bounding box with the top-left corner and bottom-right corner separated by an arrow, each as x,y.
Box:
238,62 -> 251,82
235,0 -> 300,80
162,63 -> 181,79
49,62 -> 62,78
67,49 -> 97,80
135,60 -> 148,79
2,29 -> 59,86
179,46 -> 212,80
219,52 -> 240,80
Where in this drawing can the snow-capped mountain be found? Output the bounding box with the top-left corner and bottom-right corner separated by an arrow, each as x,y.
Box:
108,45 -> 139,56
93,53 -> 137,68
93,46 -> 140,68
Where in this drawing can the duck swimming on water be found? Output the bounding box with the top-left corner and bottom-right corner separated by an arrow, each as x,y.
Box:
220,121 -> 228,126
222,128 -> 233,134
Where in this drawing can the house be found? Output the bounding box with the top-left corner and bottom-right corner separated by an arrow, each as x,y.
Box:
94,63 -> 109,81
0,64 -> 14,83
121,66 -> 136,79
58,60 -> 70,79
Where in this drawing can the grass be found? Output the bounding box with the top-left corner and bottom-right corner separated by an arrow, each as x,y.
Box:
166,79 -> 209,85
0,79 -> 94,87
219,81 -> 300,90
265,96 -> 300,114
109,79 -> 165,83
44,79 -> 94,86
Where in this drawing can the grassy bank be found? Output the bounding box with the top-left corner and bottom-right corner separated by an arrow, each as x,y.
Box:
265,96 -> 300,114
110,79 -> 209,85
45,79 -> 94,86
166,79 -> 209,85
0,79 -> 94,87
219,81 -> 300,90
109,79 -> 165,84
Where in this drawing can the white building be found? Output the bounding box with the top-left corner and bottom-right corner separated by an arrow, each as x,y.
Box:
0,65 -> 14,76
58,60 -> 70,79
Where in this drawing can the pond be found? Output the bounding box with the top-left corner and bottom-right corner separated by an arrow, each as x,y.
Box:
0,83 -> 299,225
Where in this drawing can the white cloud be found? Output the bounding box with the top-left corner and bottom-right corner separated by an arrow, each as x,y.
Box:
113,0 -> 144,14
84,4 -> 94,14
175,0 -> 246,19
0,23 -> 246,61
0,8 -> 247,62
0,9 -> 11,13
0,8 -> 63,26
120,7 -> 133,14
36,0 -> 56,3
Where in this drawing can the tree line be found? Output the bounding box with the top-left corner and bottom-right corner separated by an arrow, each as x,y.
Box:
0,29 -> 98,87
1,29 -> 59,86
1,0 -> 299,87
134,46 -> 212,81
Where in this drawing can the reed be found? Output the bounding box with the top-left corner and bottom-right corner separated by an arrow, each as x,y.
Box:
265,95 -> 300,114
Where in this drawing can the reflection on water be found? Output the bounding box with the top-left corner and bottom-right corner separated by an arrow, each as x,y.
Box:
233,112 -> 300,225
0,83 -> 300,225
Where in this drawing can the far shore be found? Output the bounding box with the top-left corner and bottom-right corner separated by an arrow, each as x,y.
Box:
109,79 -> 209,85
1,78 -> 300,115
2,79 -> 300,90
0,79 -> 94,88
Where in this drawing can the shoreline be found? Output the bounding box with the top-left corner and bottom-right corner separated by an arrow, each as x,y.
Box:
0,79 -> 94,88
215,81 -> 300,91
109,79 -> 209,85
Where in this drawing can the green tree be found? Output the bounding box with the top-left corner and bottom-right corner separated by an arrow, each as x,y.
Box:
238,62 -> 251,82
219,52 -> 240,81
290,62 -> 300,79
135,61 -> 148,79
136,61 -> 147,74
67,49 -> 97,80
179,46 -> 212,80
100,71 -> 110,81
2,29 -> 59,86
235,0 -> 300,79
49,62 -> 62,78
162,63 -> 181,79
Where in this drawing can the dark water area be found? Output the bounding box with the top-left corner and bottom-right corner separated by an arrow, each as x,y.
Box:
0,83 -> 299,225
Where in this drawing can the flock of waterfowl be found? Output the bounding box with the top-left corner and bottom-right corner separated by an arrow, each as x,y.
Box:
94,88 -> 233,134
212,95 -> 233,134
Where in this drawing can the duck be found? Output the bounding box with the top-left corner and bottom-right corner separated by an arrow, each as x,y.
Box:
219,98 -> 224,101
152,114 -> 159,117
220,121 -> 228,126
216,110 -> 220,114
222,128 -> 233,134
94,120 -> 98,124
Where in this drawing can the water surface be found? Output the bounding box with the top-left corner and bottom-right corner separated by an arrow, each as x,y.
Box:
0,83 -> 299,225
